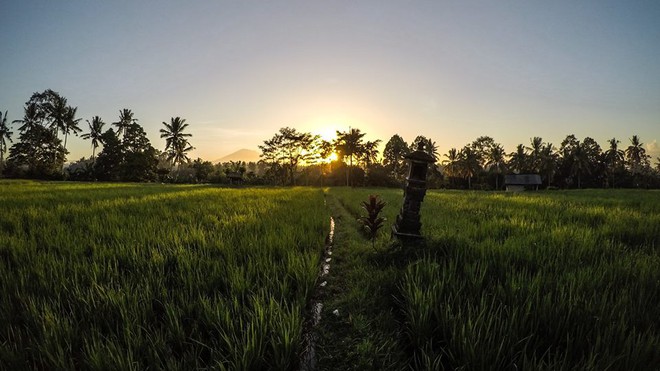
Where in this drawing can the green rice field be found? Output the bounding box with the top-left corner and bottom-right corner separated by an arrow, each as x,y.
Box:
1,180 -> 658,370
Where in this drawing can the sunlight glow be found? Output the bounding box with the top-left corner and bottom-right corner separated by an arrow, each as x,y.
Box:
315,126 -> 338,142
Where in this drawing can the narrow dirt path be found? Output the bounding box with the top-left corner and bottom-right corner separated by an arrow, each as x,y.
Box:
308,193 -> 407,370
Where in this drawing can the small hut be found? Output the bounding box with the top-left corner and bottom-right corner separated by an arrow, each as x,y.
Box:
226,172 -> 244,185
505,174 -> 542,192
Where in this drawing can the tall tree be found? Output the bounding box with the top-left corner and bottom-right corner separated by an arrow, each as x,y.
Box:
570,141 -> 591,189
527,137 -> 544,173
625,135 -> 649,174
382,134 -> 409,181
459,146 -> 481,189
442,148 -> 461,186
539,143 -> 558,186
160,117 -> 194,167
470,136 -> 496,169
334,128 -> 366,186
604,138 -> 625,187
508,144 -> 528,174
112,109 -> 138,138
81,116 -> 106,161
94,129 -> 123,181
5,124 -> 66,179
361,140 -> 381,168
61,106 -> 82,153
12,103 -> 41,132
485,143 -> 506,190
258,127 -> 318,185
121,122 -> 158,181
0,111 -> 13,169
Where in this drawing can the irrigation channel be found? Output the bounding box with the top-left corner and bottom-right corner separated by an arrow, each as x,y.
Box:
300,216 -> 335,371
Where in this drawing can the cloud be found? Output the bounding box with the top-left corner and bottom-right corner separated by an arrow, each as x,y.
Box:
646,139 -> 659,159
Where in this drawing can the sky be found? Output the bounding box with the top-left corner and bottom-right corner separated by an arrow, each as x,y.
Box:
1,0 -> 659,162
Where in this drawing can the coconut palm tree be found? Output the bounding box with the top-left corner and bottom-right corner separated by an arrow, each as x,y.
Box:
442,148 -> 461,186
113,109 -> 138,138
0,111 -> 13,168
508,144 -> 528,174
160,117 -> 193,167
539,143 -> 557,186
625,135 -> 648,174
527,137 -> 544,173
13,103 -> 41,132
459,146 -> 481,189
361,140 -> 381,168
61,106 -> 82,153
334,127 -> 366,186
571,141 -> 591,189
604,138 -> 624,187
426,138 -> 439,160
81,116 -> 106,161
47,93 -> 68,137
485,144 -> 506,190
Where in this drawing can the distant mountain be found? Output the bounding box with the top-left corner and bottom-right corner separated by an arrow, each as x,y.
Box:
215,149 -> 260,163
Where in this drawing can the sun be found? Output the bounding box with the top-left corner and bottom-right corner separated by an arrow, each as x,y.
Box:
315,126 -> 338,142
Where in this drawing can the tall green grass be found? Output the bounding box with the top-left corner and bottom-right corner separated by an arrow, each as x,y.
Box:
0,180 -> 328,370
328,188 -> 659,370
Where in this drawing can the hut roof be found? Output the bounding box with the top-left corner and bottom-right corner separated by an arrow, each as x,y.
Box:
505,174 -> 542,185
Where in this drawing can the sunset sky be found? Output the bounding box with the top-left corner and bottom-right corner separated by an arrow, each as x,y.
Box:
1,1 -> 659,162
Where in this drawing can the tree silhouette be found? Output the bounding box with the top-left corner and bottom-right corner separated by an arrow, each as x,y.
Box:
259,127 -> 318,185
570,141 -> 591,189
527,137 -> 544,173
112,109 -> 138,138
508,144 -> 528,174
442,148 -> 460,186
485,144 -> 506,190
81,116 -> 106,161
0,111 -> 13,170
604,138 -> 624,187
335,128 -> 366,186
160,117 -> 193,168
459,146 -> 481,189
383,134 -> 409,182
12,103 -> 41,132
539,143 -> 557,186
61,106 -> 82,154
361,140 -> 381,168
625,135 -> 649,174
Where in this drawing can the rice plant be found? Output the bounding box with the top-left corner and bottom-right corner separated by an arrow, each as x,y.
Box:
0,180 -> 329,370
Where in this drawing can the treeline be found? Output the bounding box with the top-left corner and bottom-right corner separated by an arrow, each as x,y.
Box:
1,89 -> 659,189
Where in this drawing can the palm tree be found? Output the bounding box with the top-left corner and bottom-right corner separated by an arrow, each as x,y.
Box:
571,141 -> 591,189
61,106 -> 82,152
604,138 -> 624,187
361,140 -> 381,168
426,138 -> 439,160
13,103 -> 41,132
508,144 -> 528,174
81,116 -> 106,161
334,127 -> 366,186
527,137 -> 544,173
459,146 -> 481,189
160,117 -> 193,167
625,135 -> 648,174
113,109 -> 138,138
539,143 -> 557,186
442,148 -> 461,186
485,144 -> 506,190
47,93 -> 67,133
0,111 -> 13,168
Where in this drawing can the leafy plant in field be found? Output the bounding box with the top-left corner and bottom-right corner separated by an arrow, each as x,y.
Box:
359,194 -> 386,250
